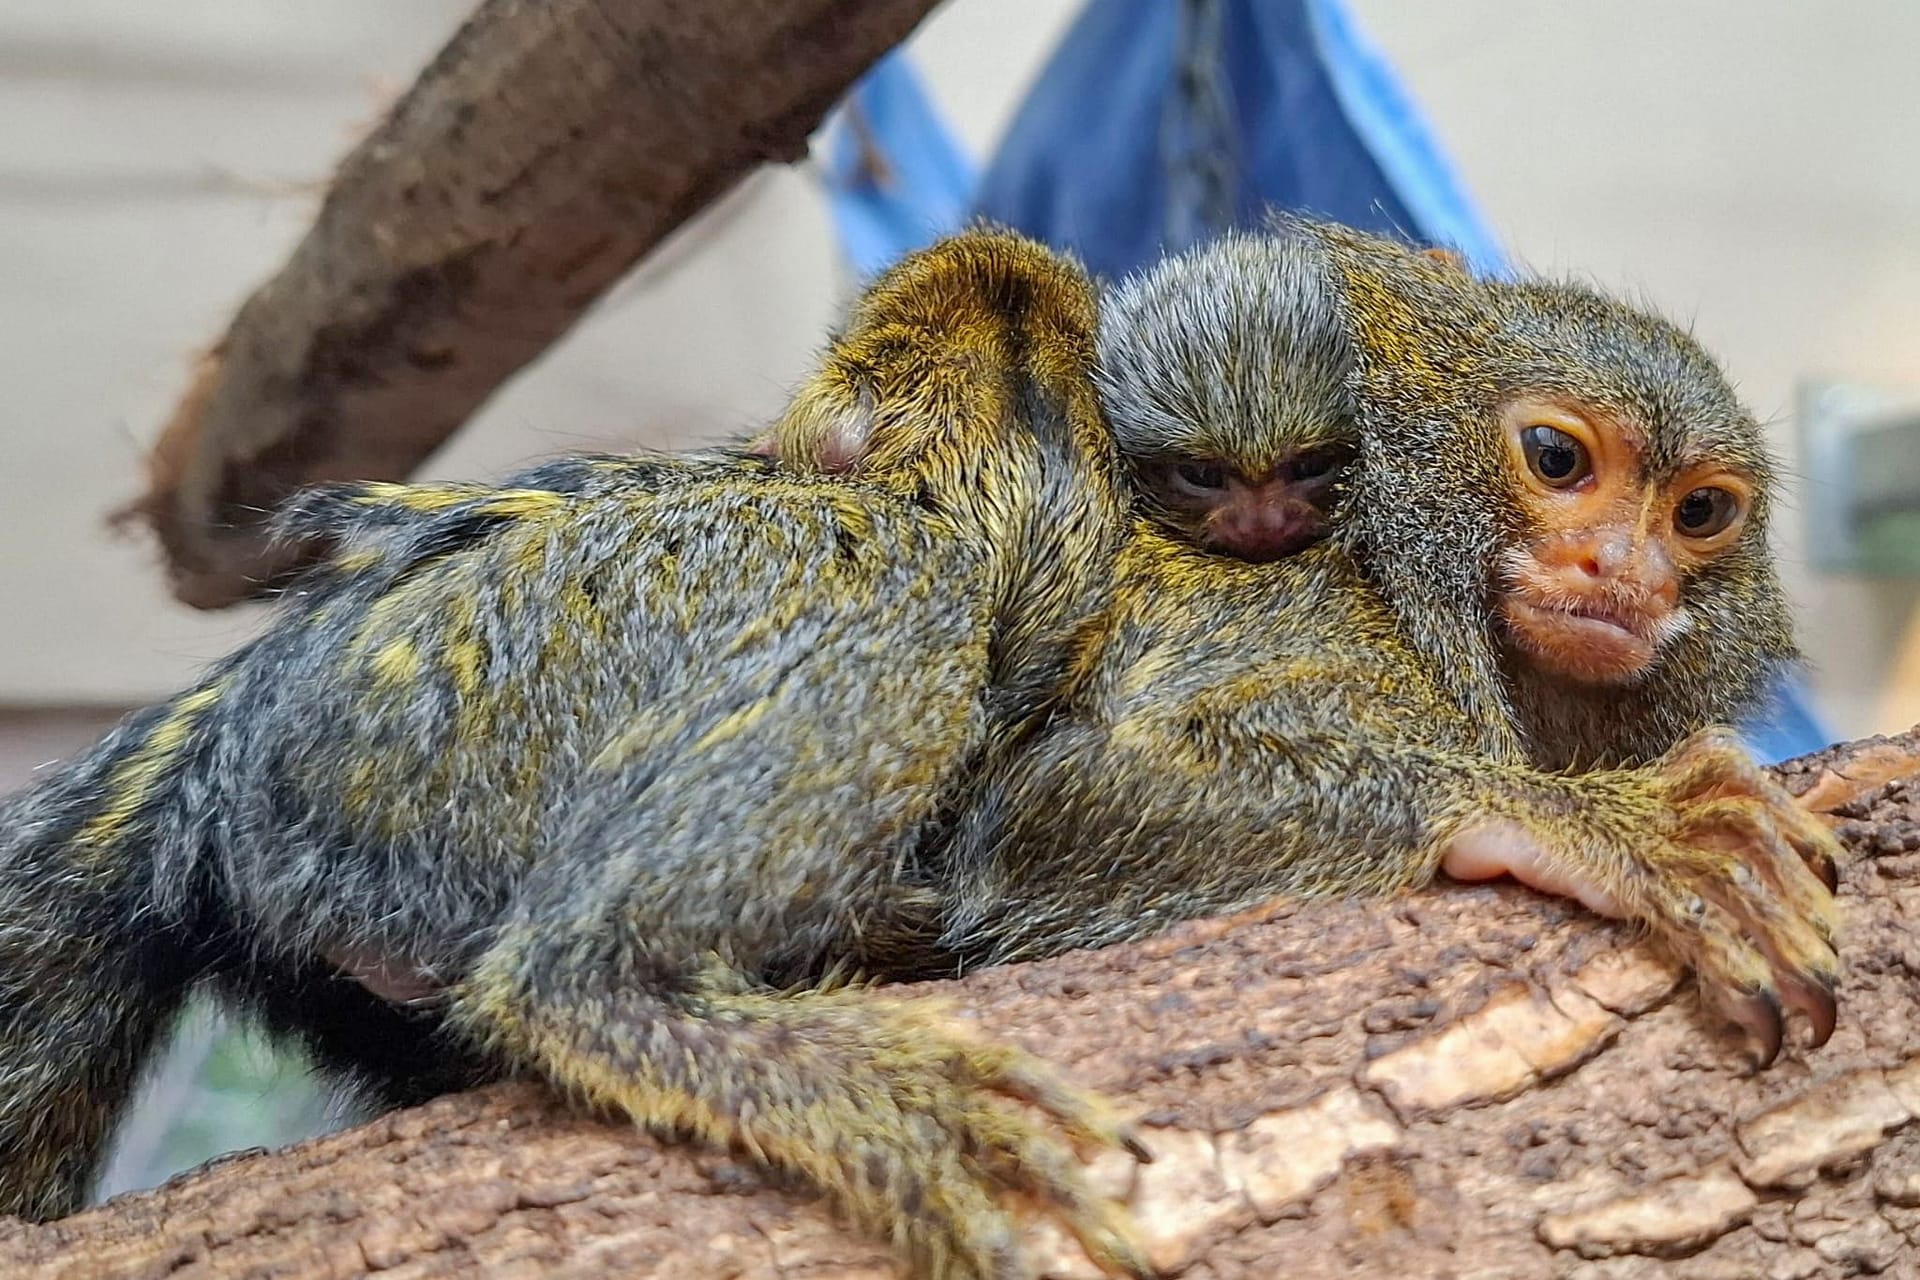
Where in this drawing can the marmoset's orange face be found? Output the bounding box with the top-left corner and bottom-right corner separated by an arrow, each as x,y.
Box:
1493,394 -> 1755,685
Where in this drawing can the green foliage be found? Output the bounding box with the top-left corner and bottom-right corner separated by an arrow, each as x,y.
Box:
92,999 -> 342,1204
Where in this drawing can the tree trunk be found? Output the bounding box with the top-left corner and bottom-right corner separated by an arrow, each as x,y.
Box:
123,0 -> 942,610
3,731 -> 1917,1279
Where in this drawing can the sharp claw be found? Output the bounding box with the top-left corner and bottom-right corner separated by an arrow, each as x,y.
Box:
1814,849 -> 1840,893
1807,1000 -> 1838,1050
1083,1220 -> 1157,1280
1741,988 -> 1785,1069
1121,1131 -> 1156,1164
1793,971 -> 1840,1049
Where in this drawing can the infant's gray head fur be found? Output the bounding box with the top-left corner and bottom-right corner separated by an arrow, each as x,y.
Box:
1096,228 -> 1358,473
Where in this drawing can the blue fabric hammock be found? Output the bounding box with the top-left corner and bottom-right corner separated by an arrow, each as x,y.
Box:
817,0 -> 1829,762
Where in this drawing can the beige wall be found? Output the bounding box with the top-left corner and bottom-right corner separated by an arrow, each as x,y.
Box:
2,2 -> 1916,736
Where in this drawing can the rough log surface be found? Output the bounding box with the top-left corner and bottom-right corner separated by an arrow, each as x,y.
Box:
4,729 -> 1918,1280
126,0 -> 940,609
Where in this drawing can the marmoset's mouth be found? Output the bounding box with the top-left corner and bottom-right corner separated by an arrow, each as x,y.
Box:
1500,597 -> 1657,685
1560,599 -> 1644,633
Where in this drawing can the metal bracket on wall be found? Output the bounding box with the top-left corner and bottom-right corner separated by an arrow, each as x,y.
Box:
1799,380 -> 1920,578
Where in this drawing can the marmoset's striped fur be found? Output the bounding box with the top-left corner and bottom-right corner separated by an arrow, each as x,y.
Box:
0,236 -> 1148,1280
0,227 -> 1839,1280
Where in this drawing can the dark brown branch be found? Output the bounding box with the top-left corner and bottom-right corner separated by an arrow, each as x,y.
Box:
123,0 -> 942,609
5,730 -> 1918,1277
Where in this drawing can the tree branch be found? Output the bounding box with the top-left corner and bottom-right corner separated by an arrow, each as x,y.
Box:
6,730 -> 1918,1277
123,0 -> 942,609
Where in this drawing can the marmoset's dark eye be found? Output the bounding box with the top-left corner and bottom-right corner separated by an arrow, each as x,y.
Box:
1286,445 -> 1353,482
1520,425 -> 1590,488
1674,487 -> 1741,538
1174,462 -> 1228,491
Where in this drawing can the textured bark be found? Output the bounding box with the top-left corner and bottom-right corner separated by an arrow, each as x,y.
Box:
4,730 -> 1918,1280
124,0 -> 941,609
